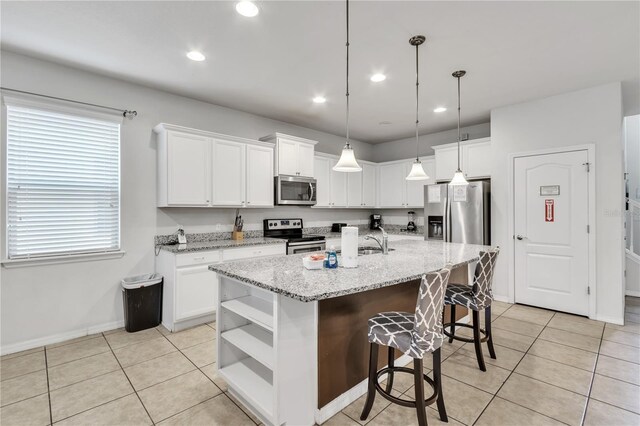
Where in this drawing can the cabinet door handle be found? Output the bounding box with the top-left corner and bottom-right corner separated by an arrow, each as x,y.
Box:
247,201 -> 251,204
193,256 -> 205,261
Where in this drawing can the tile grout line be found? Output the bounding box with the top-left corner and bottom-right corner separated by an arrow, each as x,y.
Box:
471,308 -> 566,426
102,331 -> 157,426
579,325 -> 606,426
44,346 -> 53,426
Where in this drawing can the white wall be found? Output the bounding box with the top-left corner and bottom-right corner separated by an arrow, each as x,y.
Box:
0,51 -> 374,353
371,122 -> 490,163
491,83 -> 625,323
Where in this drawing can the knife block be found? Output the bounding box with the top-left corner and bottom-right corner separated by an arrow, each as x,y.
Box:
232,231 -> 244,241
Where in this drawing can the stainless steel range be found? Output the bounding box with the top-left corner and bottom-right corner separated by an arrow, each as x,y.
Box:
263,218 -> 326,255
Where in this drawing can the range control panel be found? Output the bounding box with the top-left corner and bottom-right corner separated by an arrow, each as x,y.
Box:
265,218 -> 303,230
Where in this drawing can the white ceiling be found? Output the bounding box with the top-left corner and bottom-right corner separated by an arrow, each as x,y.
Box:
1,1 -> 638,143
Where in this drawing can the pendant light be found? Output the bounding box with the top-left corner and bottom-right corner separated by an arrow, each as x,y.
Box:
449,70 -> 468,186
406,35 -> 429,181
333,0 -> 362,172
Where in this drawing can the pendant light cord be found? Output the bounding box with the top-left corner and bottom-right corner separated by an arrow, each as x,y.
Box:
457,74 -> 461,170
345,0 -> 350,148
415,43 -> 420,161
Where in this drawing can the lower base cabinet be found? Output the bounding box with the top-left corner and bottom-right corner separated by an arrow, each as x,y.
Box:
156,244 -> 285,332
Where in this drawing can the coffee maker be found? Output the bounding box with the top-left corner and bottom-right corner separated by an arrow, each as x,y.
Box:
369,214 -> 382,230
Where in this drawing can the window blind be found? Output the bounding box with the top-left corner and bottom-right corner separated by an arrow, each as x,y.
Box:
6,105 -> 121,259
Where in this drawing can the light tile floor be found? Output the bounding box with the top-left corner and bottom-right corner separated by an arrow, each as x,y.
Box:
1,299 -> 639,425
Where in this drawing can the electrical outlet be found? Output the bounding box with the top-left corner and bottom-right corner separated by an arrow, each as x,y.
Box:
216,224 -> 221,231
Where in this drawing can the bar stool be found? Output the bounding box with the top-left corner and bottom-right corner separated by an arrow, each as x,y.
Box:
360,267 -> 452,426
443,248 -> 500,372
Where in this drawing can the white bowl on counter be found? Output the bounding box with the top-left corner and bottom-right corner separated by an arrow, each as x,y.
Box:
303,256 -> 324,270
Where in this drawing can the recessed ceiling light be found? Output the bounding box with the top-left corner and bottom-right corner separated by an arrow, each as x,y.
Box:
312,96 -> 327,104
433,107 -> 447,113
236,1 -> 259,17
370,73 -> 386,82
186,51 -> 206,62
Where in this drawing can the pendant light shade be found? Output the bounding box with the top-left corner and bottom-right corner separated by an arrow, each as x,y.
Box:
406,159 -> 430,180
449,70 -> 468,186
334,144 -> 362,172
405,35 -> 429,181
333,0 -> 362,173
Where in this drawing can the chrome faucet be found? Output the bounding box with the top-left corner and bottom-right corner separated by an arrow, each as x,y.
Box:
365,227 -> 389,254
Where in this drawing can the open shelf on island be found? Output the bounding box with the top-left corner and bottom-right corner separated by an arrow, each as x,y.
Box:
219,357 -> 274,420
221,324 -> 274,370
221,295 -> 274,331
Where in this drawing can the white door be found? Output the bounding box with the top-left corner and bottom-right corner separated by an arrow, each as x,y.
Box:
330,160 -> 348,207
297,143 -> 315,177
211,139 -> 245,206
314,156 -> 331,207
378,163 -> 405,207
278,138 -> 299,176
514,150 -> 590,315
347,171 -> 363,207
167,132 -> 211,206
362,163 -> 377,207
175,265 -> 218,321
246,145 -> 273,207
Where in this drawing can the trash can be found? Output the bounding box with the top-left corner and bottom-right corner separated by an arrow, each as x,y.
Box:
122,273 -> 163,332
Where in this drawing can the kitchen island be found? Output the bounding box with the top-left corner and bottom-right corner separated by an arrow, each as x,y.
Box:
209,239 -> 490,426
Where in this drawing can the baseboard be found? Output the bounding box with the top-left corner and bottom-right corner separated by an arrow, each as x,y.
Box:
594,314 -> 624,326
315,354 -> 412,424
625,290 -> 640,297
493,295 -> 510,303
0,320 -> 124,356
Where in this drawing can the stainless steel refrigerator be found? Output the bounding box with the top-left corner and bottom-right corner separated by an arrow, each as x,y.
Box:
424,180 -> 491,245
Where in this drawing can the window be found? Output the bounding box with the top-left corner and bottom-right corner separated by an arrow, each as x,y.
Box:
6,100 -> 121,260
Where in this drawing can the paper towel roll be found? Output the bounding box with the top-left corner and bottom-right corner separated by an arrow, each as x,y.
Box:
341,226 -> 359,268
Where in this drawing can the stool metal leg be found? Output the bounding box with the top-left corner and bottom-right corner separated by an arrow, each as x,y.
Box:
413,357 -> 428,426
485,306 -> 497,359
385,347 -> 395,393
433,348 -> 448,422
472,310 -> 487,371
360,343 -> 379,421
448,305 -> 456,344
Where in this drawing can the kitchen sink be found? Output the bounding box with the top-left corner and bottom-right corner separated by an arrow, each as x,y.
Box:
337,247 -> 396,256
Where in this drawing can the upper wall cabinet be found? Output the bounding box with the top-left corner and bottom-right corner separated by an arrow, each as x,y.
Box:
378,158 -> 435,208
433,138 -> 491,182
314,155 -> 348,207
347,161 -> 377,208
259,133 -> 317,177
155,123 -> 274,208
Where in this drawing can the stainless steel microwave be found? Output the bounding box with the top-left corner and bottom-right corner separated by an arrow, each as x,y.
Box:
275,175 -> 317,205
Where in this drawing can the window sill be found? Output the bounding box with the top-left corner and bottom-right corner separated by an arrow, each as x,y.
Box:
1,251 -> 126,268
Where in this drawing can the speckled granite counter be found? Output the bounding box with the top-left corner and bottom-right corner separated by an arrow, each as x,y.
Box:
159,237 -> 286,253
209,239 -> 490,301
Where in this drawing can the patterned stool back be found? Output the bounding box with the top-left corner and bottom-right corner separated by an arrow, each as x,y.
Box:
471,248 -> 500,310
408,267 -> 451,359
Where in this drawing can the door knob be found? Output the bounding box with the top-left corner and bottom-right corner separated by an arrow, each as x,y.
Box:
516,235 -> 526,240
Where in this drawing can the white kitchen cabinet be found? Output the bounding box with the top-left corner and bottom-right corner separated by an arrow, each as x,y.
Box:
155,124 -> 274,208
378,163 -> 406,207
156,243 -> 286,332
313,155 -> 347,207
246,145 -> 274,207
175,264 -> 219,321
164,131 -> 211,206
434,138 -> 491,181
347,161 -> 376,208
260,133 -> 317,177
378,158 -> 434,208
212,139 -> 246,206
362,163 -> 377,207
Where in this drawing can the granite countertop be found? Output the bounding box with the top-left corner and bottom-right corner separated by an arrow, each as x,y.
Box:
209,240 -> 491,302
159,237 -> 287,253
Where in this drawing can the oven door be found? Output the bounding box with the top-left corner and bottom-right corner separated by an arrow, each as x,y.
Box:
287,241 -> 326,255
276,175 -> 317,206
